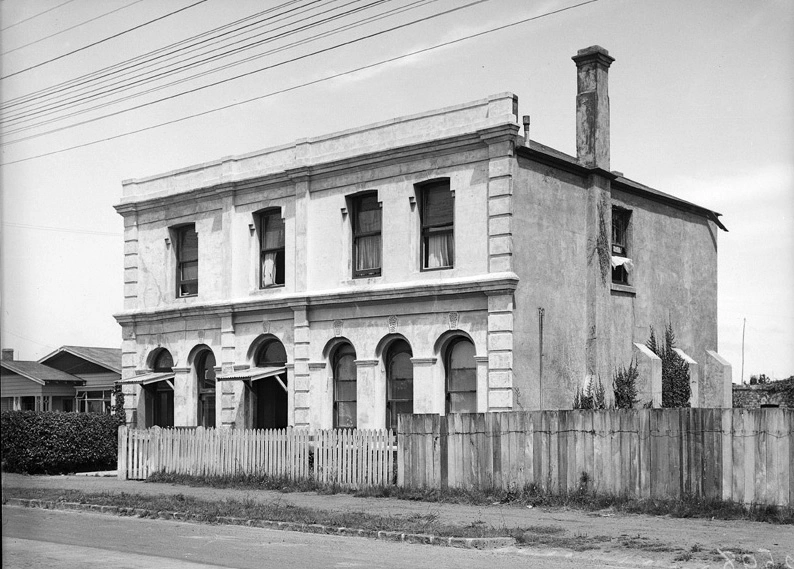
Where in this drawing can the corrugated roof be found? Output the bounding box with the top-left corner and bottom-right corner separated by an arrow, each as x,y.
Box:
0,360 -> 84,385
216,366 -> 285,381
39,345 -> 122,373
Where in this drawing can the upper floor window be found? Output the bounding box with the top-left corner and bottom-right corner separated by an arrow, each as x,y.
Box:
611,207 -> 631,285
258,210 -> 285,288
176,225 -> 198,297
420,181 -> 453,270
352,192 -> 381,277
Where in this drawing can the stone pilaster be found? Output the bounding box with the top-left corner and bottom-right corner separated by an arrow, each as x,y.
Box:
292,305 -> 310,428
410,357 -> 438,415
355,359 -> 382,429
481,119 -> 519,275
120,324 -> 139,426
120,209 -> 139,311
474,356 -> 489,412
486,292 -> 514,410
308,362 -> 329,429
291,163 -> 310,293
172,366 -> 193,426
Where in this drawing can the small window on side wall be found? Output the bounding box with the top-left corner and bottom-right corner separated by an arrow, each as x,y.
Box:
176,224 -> 198,297
258,210 -> 285,288
352,192 -> 381,278
420,180 -> 454,270
611,207 -> 631,285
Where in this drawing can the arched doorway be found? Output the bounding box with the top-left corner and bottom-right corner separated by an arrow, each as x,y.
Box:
332,343 -> 357,428
445,338 -> 477,414
147,349 -> 174,428
195,349 -> 216,428
254,340 -> 288,429
385,339 -> 413,431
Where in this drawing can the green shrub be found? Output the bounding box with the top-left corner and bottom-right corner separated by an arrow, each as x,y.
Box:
573,378 -> 606,409
613,360 -> 639,409
646,322 -> 691,408
1,411 -> 118,474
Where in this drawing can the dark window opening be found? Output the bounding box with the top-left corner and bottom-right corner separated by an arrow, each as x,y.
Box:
352,193 -> 381,277
196,350 -> 216,428
153,349 -> 174,372
612,207 -> 631,285
420,181 -> 454,270
445,339 -> 477,414
386,339 -> 413,431
176,225 -> 198,297
254,340 -> 288,429
258,210 -> 285,288
333,343 -> 357,428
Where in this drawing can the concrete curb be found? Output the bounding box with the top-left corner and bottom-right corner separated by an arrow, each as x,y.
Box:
4,498 -> 515,550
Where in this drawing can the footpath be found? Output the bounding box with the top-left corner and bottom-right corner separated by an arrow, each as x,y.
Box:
3,472 -> 792,568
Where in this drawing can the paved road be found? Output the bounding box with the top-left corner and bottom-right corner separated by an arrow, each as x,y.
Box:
3,506 -> 652,569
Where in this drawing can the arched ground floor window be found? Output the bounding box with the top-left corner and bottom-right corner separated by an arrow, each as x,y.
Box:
386,339 -> 413,431
445,338 -> 477,414
333,343 -> 357,428
254,340 -> 288,429
196,349 -> 216,428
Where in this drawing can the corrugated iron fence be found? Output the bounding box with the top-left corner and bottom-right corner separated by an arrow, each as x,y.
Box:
118,426 -> 394,488
397,408 -> 793,506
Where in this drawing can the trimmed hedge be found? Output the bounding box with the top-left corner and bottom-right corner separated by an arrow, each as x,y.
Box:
1,411 -> 118,474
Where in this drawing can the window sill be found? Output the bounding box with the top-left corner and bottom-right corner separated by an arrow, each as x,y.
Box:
420,265 -> 453,273
611,283 -> 636,296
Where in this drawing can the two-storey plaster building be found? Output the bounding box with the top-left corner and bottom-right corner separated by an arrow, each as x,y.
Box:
116,46 -> 730,430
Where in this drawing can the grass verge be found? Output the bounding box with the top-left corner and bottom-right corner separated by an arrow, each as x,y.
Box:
145,471 -> 794,525
1,486 -> 525,540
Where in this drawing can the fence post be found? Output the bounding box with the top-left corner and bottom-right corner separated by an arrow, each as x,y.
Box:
117,425 -> 128,480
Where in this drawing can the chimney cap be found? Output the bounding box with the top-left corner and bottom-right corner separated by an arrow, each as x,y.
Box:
572,45 -> 615,67
1,348 -> 14,361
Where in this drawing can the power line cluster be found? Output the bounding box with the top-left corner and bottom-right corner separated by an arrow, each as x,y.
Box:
1,0 -> 444,145
0,0 -> 599,165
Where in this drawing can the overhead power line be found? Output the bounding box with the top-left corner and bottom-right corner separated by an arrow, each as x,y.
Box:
0,0 -> 599,166
2,0 -> 481,146
1,0 -> 146,56
0,0 -> 209,80
1,0 -> 396,131
1,0 -> 313,109
0,0 -> 76,31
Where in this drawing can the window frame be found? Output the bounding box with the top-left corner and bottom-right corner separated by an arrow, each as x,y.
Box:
332,343 -> 357,429
350,191 -> 382,278
418,180 -> 454,271
175,224 -> 198,297
444,338 -> 477,415
611,207 -> 631,285
385,339 -> 413,431
257,209 -> 285,288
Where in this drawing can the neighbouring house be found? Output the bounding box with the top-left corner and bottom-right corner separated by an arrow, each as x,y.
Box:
39,346 -> 123,413
733,377 -> 794,409
0,347 -> 121,413
115,46 -> 732,431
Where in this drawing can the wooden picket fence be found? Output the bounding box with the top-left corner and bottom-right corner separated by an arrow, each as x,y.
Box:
314,429 -> 394,487
118,426 -> 394,488
398,408 -> 793,507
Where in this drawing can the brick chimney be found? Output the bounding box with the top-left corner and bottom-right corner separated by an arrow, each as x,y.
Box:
1,348 -> 14,361
572,45 -> 615,170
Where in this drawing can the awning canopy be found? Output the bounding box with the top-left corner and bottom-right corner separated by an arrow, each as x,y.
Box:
119,371 -> 175,386
216,366 -> 285,382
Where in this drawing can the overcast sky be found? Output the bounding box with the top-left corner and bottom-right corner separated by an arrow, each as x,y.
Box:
1,0 -> 792,382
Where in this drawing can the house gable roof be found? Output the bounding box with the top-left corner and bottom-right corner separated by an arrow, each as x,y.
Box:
38,346 -> 122,374
0,360 -> 84,385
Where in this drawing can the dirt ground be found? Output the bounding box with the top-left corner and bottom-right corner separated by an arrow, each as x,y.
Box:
3,473 -> 792,568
